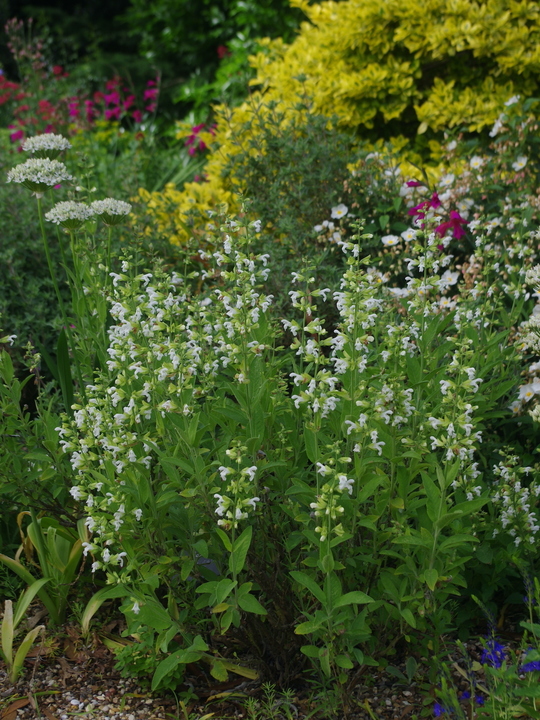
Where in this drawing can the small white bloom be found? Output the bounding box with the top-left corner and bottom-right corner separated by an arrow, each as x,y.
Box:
469,156 -> 485,169
132,602 -> 140,614
512,156 -> 528,172
382,235 -> 400,247
401,228 -> 417,242
331,203 -> 348,219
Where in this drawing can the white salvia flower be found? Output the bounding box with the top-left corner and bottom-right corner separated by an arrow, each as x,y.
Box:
512,156 -> 528,172
382,235 -> 400,247
70,486 -> 83,501
338,475 -> 354,495
505,95 -> 520,106
45,201 -> 94,230
331,203 -> 348,219
7,158 -> 73,195
132,602 -> 140,614
90,198 -> 132,226
23,133 -> 71,158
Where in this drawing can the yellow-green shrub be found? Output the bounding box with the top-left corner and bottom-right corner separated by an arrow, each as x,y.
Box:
143,0 -> 540,243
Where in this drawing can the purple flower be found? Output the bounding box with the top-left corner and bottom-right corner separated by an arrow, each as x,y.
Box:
481,638 -> 506,668
475,695 -> 485,706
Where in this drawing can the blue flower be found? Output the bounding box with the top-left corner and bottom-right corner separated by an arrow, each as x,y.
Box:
521,660 -> 540,672
475,695 -> 485,706
434,702 -> 453,717
481,638 -> 506,668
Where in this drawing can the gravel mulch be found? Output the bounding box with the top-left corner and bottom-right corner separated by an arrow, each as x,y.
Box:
0,628 -> 495,720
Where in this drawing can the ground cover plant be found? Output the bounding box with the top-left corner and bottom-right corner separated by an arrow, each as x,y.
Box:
3,3 -> 540,719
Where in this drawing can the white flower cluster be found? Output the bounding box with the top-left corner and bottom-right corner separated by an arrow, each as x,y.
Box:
7,158 -> 73,194
491,458 -> 540,548
310,455 -> 354,542
214,446 -> 260,530
91,199 -> 132,225
45,201 -> 94,229
23,133 -> 71,158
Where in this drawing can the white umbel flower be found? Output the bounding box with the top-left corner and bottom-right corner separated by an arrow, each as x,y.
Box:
45,201 -> 94,230
7,158 -> 73,195
23,133 -> 71,159
90,198 -> 132,226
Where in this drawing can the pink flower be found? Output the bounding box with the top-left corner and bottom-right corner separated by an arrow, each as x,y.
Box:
84,100 -> 95,122
435,211 -> 468,239
132,109 -> 143,123
406,180 -> 424,187
145,102 -> 156,113
104,91 -> 120,106
217,45 -> 230,59
143,88 -> 158,102
123,94 -> 136,110
9,128 -> 24,142
68,100 -> 80,118
105,107 -> 122,120
408,192 -> 441,219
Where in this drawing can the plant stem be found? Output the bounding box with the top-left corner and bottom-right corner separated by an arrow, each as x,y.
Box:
36,196 -> 86,403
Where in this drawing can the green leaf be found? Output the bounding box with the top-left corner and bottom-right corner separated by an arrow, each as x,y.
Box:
400,608 -> 416,628
237,593 -> 267,615
13,579 -> 51,628
290,571 -> 326,604
229,525 -> 252,576
81,585 -> 129,636
1,600 -> 13,665
335,654 -> 354,669
56,329 -> 74,415
300,645 -> 320,658
303,426 -> 318,464
10,625 -> 44,683
424,569 -> 438,591
334,591 -> 373,608
151,650 -> 190,691
295,619 -> 323,635
210,660 -> 229,681
216,528 -> 232,552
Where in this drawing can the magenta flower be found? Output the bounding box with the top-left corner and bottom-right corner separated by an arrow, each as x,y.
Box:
406,180 -> 424,187
68,100 -> 80,118
408,192 -> 441,219
143,88 -> 158,102
9,128 -> 24,142
132,109 -> 143,123
104,91 -> 120,106
435,211 -> 468,240
123,95 -> 136,111
105,107 -> 122,121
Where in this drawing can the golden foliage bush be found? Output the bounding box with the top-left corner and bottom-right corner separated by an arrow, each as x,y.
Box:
142,0 -> 540,243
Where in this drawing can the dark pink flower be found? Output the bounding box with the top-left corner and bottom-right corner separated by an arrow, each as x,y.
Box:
145,102 -> 156,113
123,94 -> 136,110
143,88 -> 158,102
105,107 -> 122,120
406,180 -> 424,187
435,211 -> 468,239
68,100 -> 79,118
9,128 -> 24,142
104,91 -> 120,106
132,109 -> 143,123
